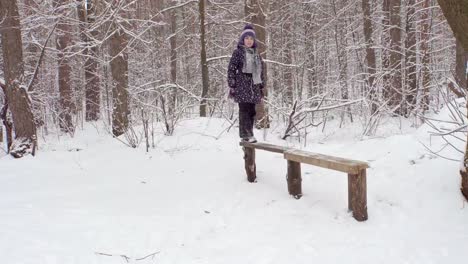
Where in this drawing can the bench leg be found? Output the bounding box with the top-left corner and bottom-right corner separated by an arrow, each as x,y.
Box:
243,147 -> 256,182
348,174 -> 353,212
287,160 -> 302,199
348,169 -> 368,221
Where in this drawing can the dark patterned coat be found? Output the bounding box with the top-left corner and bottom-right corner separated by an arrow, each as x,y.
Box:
227,47 -> 265,104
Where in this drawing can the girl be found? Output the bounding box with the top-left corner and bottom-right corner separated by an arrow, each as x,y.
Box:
227,24 -> 265,143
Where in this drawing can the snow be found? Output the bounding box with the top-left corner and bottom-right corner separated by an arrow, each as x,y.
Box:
1,109 -> 468,263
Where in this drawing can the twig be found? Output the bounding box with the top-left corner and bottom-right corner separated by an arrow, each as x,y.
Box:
296,98 -> 364,116
429,124 -> 468,137
418,114 -> 460,125
419,141 -> 460,162
94,250 -> 160,262
216,117 -> 238,139
120,254 -> 130,263
282,100 -> 298,139
441,136 -> 464,154
95,252 -> 112,257
136,251 -> 160,261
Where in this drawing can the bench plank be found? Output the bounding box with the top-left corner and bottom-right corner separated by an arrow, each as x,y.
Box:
239,141 -> 290,154
284,149 -> 369,174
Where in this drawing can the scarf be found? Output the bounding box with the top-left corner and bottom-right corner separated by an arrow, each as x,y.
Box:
242,47 -> 263,85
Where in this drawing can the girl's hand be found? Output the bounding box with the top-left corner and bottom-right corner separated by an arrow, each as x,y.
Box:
229,88 -> 236,98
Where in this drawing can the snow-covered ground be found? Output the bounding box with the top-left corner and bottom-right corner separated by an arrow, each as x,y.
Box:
1,108 -> 467,264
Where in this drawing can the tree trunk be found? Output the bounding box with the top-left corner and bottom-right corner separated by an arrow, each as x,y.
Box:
420,0 -> 431,111
304,4 -> 318,100
0,0 -> 37,158
362,0 -> 378,115
389,0 -> 403,114
382,0 -> 403,114
78,0 -> 101,121
436,1 -> 468,51
455,40 -> 467,95
405,0 -> 417,115
382,0 -> 391,104
23,0 -> 40,87
109,27 -> 129,137
436,0 -> 468,200
182,6 -> 194,87
333,0 -> 351,125
198,0 -> 209,117
167,6 -> 177,134
170,7 -> 177,107
245,0 -> 270,128
55,0 -> 75,133
0,83 -> 12,149
0,98 -> 13,152
23,0 -> 43,126
283,7 -> 294,107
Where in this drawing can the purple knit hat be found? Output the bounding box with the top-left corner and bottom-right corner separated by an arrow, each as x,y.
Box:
238,24 -> 257,48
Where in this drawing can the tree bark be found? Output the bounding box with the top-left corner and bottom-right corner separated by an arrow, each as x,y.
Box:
23,0 -> 44,126
332,0 -> 352,125
405,0 -> 417,115
283,5 -> 294,107
455,40 -> 467,94
83,0 -> 101,121
382,0 -> 403,114
170,7 -> 177,113
382,0 -> 391,103
199,0 -> 209,117
389,0 -> 403,114
362,0 -> 378,114
304,4 -> 319,100
23,0 -> 40,87
0,99 -> 13,152
436,0 -> 468,200
436,0 -> 468,51
420,0 -> 432,111
55,0 -> 75,133
0,83 -> 12,149
0,0 -> 37,158
109,27 -> 129,137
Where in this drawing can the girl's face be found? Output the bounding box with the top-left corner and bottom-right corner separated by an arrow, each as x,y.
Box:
244,36 -> 254,48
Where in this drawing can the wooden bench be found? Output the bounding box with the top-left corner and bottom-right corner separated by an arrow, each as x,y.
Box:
239,141 -> 370,222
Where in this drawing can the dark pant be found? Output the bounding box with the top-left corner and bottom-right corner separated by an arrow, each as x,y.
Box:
239,103 -> 256,138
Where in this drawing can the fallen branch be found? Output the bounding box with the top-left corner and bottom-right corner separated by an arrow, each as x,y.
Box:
429,124 -> 468,137
95,251 -> 160,262
136,251 -> 160,261
296,98 -> 364,116
419,140 -> 460,162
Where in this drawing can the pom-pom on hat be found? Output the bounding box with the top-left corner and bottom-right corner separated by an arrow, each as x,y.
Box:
240,24 -> 256,39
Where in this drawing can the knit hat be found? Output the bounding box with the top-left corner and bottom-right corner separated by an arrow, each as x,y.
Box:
238,24 -> 257,48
